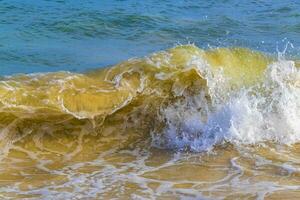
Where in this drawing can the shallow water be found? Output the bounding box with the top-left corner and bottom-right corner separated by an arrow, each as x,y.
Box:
1,1 -> 300,200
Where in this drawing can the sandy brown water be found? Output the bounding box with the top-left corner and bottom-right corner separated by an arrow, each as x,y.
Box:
2,136 -> 300,199
0,45 -> 300,199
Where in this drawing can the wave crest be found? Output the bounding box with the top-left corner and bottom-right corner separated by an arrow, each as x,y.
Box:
0,45 -> 299,154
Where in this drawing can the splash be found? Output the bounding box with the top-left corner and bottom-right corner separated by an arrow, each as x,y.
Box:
154,57 -> 300,151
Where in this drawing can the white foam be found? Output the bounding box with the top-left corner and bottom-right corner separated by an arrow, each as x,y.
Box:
153,57 -> 300,152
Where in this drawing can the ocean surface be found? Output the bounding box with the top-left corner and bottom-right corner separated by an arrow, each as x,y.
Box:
1,0 -> 300,75
0,1 -> 300,199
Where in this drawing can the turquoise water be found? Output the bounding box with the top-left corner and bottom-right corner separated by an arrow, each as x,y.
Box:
1,0 -> 300,75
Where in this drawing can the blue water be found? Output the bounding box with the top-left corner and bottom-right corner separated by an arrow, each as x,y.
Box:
1,0 -> 300,75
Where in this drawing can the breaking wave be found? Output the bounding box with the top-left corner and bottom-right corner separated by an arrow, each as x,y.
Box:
0,45 -> 299,154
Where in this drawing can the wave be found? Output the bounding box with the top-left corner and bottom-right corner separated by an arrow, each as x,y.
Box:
0,45 -> 299,154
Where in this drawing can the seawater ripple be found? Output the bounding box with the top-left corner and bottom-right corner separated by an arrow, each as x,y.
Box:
1,0 -> 300,75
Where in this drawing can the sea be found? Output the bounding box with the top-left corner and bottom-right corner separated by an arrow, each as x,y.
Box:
0,1 -> 300,199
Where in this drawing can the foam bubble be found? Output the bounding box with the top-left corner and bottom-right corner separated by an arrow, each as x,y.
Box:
153,57 -> 300,152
